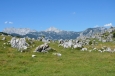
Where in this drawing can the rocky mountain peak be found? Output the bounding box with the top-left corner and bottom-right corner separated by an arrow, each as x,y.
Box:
45,27 -> 62,33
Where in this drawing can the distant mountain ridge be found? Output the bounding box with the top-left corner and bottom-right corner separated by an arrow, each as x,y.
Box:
80,27 -> 107,37
2,27 -> 107,40
3,27 -> 36,35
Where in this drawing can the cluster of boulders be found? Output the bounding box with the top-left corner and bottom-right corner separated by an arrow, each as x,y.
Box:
37,37 -> 51,43
58,38 -> 115,53
58,39 -> 83,49
81,46 -> 115,53
57,27 -> 115,53
9,36 -> 54,53
0,36 -> 10,49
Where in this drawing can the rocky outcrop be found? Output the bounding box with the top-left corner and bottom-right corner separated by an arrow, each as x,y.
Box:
34,43 -> 54,53
10,37 -> 29,52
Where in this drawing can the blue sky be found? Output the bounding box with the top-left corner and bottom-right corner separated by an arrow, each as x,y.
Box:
0,0 -> 115,32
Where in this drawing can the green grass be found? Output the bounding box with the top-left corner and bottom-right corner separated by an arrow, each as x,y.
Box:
0,35 -> 115,76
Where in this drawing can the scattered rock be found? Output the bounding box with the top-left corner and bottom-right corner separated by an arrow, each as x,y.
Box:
32,55 -> 36,57
52,53 -> 62,57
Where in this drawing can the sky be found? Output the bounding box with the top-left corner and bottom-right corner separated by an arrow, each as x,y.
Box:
0,0 -> 115,32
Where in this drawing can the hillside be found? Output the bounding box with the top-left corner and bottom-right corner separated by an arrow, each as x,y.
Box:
0,31 -> 115,76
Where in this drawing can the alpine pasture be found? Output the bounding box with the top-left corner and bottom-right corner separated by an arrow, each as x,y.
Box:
0,33 -> 115,76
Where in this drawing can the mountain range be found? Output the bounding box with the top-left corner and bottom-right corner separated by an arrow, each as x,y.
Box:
2,27 -> 107,40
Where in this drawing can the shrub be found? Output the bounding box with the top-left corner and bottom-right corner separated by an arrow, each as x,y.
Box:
89,41 -> 92,45
113,32 -> 115,38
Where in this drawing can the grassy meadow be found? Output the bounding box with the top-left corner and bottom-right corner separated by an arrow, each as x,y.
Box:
0,35 -> 115,76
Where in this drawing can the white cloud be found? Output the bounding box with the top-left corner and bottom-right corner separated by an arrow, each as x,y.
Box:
4,21 -> 8,24
104,23 -> 112,27
9,21 -> 13,24
4,21 -> 13,24
94,25 -> 99,28
73,12 -> 76,14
